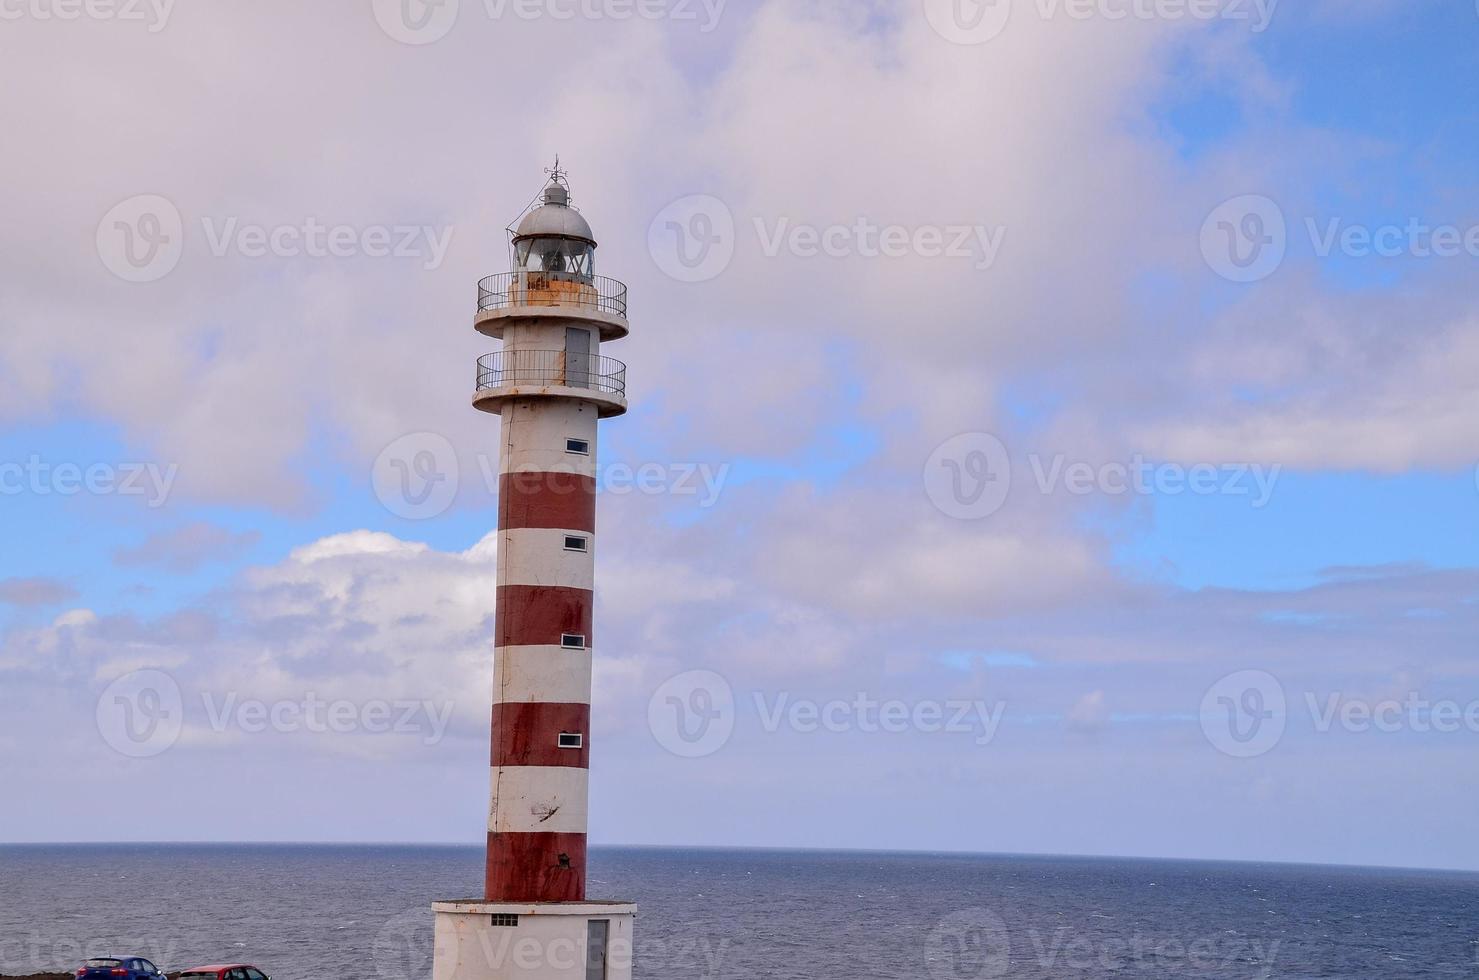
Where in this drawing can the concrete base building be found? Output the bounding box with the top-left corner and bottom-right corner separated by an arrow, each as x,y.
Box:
432,169 -> 634,980
432,902 -> 636,980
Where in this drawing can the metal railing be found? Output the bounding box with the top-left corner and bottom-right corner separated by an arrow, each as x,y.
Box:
477,272 -> 629,318
476,350 -> 627,397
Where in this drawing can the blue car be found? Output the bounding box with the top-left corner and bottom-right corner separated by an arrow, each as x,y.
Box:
75,958 -> 168,980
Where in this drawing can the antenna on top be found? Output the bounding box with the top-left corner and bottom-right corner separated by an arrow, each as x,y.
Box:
545,155 -> 570,190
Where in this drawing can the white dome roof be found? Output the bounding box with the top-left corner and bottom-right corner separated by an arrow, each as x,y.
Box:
514,183 -> 595,244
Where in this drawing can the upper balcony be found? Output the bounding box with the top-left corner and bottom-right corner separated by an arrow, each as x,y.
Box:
472,349 -> 628,419
475,272 -> 630,342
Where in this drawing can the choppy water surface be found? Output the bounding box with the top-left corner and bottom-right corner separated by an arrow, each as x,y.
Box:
2,846 -> 1477,979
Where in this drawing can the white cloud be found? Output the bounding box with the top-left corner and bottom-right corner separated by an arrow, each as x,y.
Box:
1141,311 -> 1479,472
288,530 -> 436,564
1,0 -> 1477,866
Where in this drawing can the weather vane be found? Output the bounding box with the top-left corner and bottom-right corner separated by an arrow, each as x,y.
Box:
545,155 -> 569,188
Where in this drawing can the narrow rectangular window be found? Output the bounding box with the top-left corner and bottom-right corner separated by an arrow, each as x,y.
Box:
566,438 -> 591,455
561,634 -> 587,650
558,733 -> 584,750
490,914 -> 519,928
564,535 -> 589,553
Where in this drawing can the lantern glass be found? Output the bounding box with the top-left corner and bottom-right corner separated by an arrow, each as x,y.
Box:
516,237 -> 595,280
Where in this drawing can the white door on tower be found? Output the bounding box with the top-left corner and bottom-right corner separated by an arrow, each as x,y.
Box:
566,327 -> 592,389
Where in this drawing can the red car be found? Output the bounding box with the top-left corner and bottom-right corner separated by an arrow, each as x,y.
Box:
178,967 -> 271,980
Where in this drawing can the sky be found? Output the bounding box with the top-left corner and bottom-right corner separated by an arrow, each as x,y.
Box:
2,0 -> 1478,873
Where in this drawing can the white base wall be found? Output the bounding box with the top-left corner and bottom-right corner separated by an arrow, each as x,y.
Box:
432,902 -> 636,980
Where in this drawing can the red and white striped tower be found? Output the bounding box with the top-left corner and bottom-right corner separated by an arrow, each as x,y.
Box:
434,168 -> 635,980
477,168 -> 629,902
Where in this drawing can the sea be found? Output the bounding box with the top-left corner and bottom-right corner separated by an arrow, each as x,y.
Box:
1,846 -> 1476,979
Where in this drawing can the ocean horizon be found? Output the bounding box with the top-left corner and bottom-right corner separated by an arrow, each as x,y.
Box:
3,844 -> 1476,979
6,841 -> 1479,878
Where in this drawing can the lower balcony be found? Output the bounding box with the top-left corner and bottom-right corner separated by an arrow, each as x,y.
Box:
473,349 -> 628,418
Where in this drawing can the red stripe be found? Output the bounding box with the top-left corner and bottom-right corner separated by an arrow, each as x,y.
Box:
485,831 -> 587,902
496,585 -> 593,648
491,702 -> 591,768
499,471 -> 596,532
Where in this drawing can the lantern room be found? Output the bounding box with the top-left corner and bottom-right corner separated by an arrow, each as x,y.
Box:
512,178 -> 597,282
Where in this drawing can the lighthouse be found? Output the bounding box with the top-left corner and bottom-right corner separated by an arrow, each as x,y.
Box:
433,167 -> 636,980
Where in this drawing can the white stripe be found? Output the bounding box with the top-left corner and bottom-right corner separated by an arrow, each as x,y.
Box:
498,528 -> 594,591
494,646 -> 593,705
489,766 -> 589,835
500,399 -> 599,478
